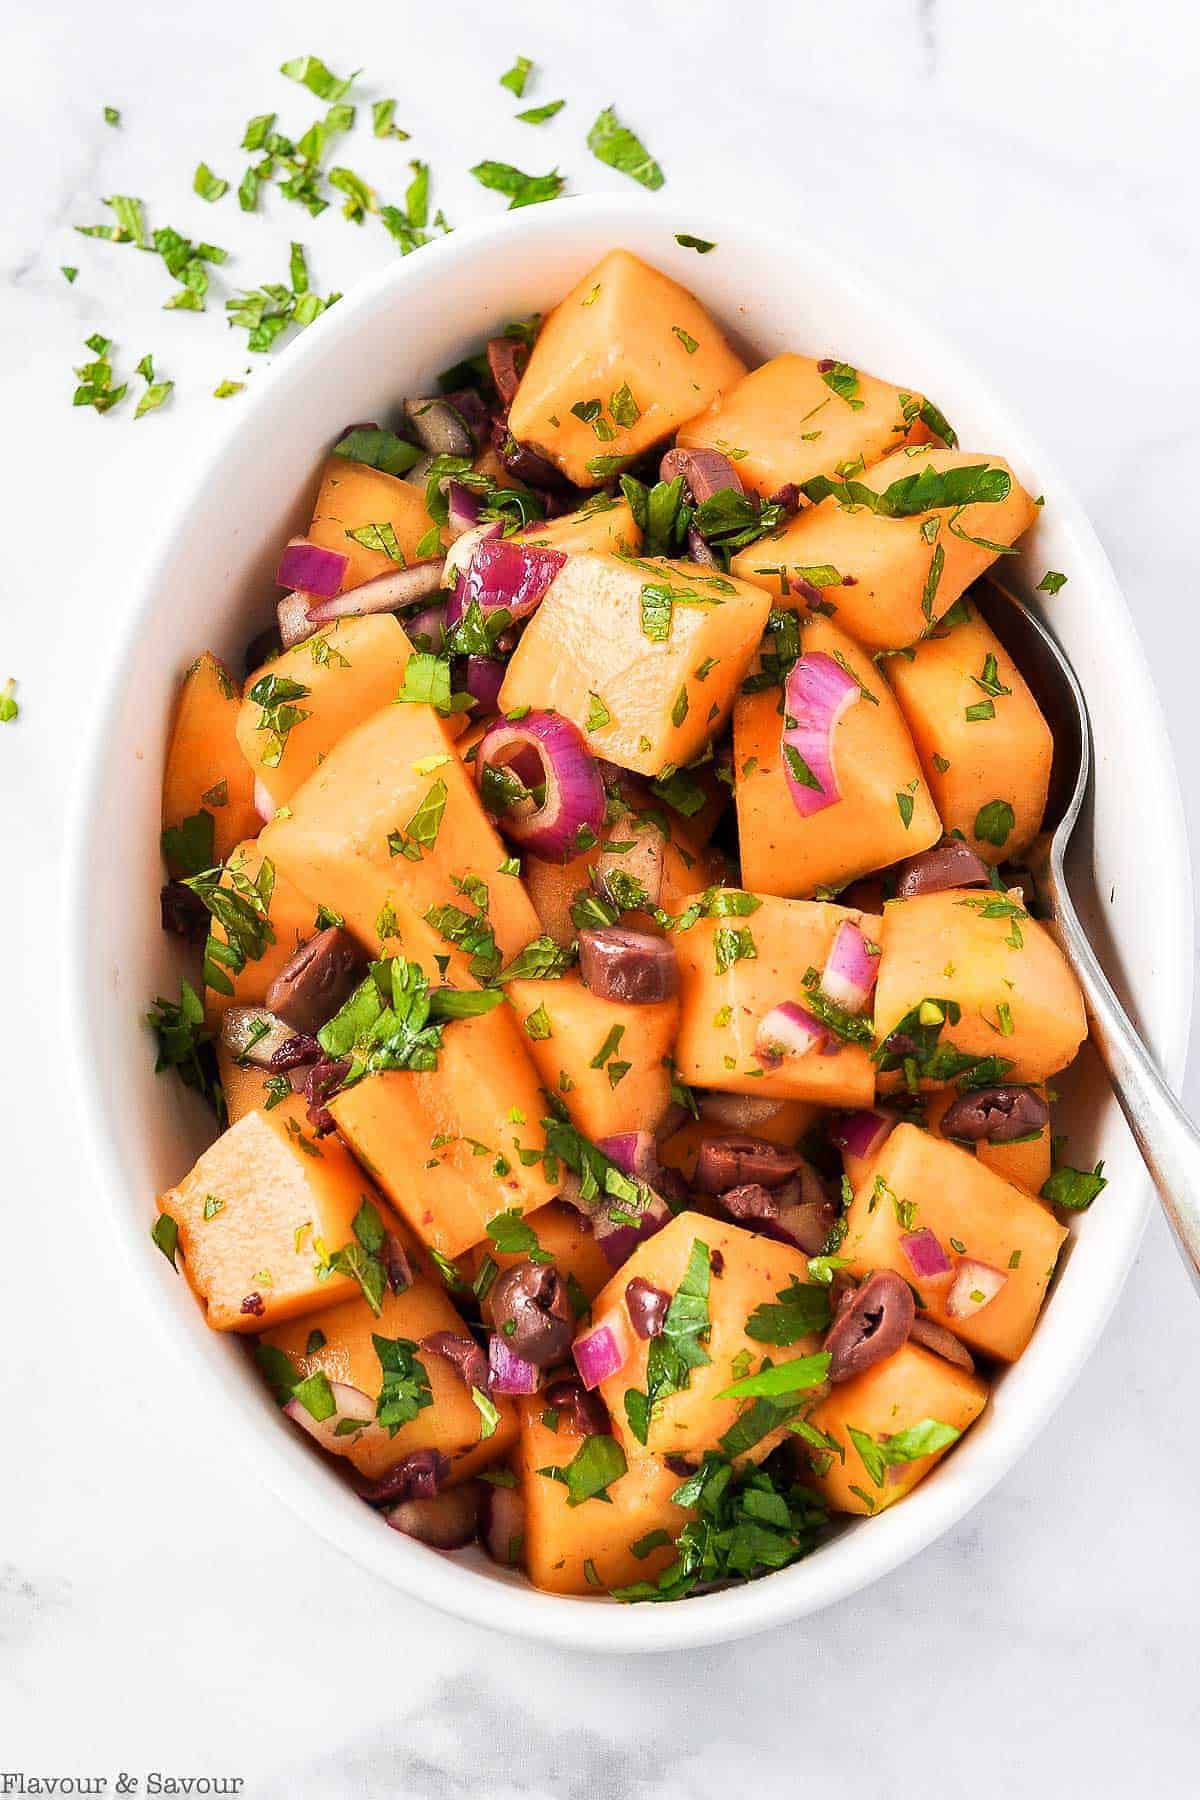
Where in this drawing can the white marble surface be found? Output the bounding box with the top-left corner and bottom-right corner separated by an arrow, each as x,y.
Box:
3,0 -> 1200,1791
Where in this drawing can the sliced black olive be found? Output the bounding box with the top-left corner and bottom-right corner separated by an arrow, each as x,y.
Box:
824,1271 -> 915,1383
625,1276 -> 670,1339
577,927 -> 678,1004
895,840 -> 991,898
265,927 -> 364,1036
659,446 -> 744,505
940,1085 -> 1049,1144
489,1261 -> 574,1367
693,1136 -> 806,1194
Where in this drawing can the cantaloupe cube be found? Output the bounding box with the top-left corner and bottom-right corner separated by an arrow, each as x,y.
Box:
522,815 -> 720,948
678,354 -> 920,499
159,1103 -> 371,1331
674,894 -> 880,1107
516,1396 -> 691,1594
498,552 -> 770,777
592,1211 -> 823,1466
658,1100 -> 820,1182
800,1340 -> 987,1514
505,971 -> 679,1141
329,1006 -> 557,1260
262,1248 -> 517,1482
238,615 -> 418,811
885,600 -> 1052,862
507,249 -> 746,489
924,1085 -> 1053,1194
457,1198 -> 612,1313
257,699 -> 541,976
216,1040 -> 289,1125
518,494 -> 640,557
307,456 -> 442,590
874,890 -> 1086,1085
202,838 -> 318,1028
734,614 -> 940,896
731,447 -> 1037,650
162,652 -> 260,869
842,1123 -> 1068,1360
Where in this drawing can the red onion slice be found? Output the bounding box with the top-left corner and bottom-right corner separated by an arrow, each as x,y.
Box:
463,655 -> 505,713
755,1000 -> 827,1069
782,653 -> 862,818
283,1381 -> 374,1450
405,602 -> 447,653
597,1132 -> 659,1183
446,480 -> 484,542
946,1258 -> 1008,1319
900,1227 -> 953,1281
487,336 -> 528,408
475,711 -> 605,862
449,538 -> 565,629
306,561 -> 444,625
820,920 -> 880,1014
488,1333 -> 541,1395
277,537 -> 348,598
573,1310 -> 632,1389
253,777 -> 275,824
593,1196 -> 672,1269
832,1108 -> 894,1162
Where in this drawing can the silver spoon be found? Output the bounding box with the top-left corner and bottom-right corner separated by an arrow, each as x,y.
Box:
976,578 -> 1200,1287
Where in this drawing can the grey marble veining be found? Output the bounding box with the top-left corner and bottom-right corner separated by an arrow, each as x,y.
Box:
2,0 -> 1199,1793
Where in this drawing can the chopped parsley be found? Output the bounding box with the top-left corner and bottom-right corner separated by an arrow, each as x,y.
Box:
372,1334 -> 434,1435
848,1418 -> 961,1489
538,1433 -> 628,1506
974,798 -> 1016,847
624,1238 -> 712,1446
1041,1160 -> 1107,1211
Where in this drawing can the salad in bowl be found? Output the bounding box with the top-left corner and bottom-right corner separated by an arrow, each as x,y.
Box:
147,244 -> 1102,1604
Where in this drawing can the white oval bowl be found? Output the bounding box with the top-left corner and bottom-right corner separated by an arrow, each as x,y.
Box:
67,194 -> 1193,1653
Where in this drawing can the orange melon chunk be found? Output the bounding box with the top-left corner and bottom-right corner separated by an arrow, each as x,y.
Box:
924,1084 -> 1053,1194
678,354 -> 921,499
162,652 -> 260,868
505,971 -> 679,1142
674,893 -> 880,1107
592,1211 -> 823,1466
885,599 -> 1052,862
202,838 -> 319,1029
507,249 -> 746,489
842,1123 -> 1068,1361
516,1396 -> 691,1594
238,615 -> 418,811
262,1242 -> 518,1482
498,551 -> 770,777
800,1340 -> 987,1514
734,614 -> 940,897
307,456 -> 442,590
257,699 -> 541,976
731,447 -> 1037,650
329,1006 -> 557,1260
158,1103 -> 370,1331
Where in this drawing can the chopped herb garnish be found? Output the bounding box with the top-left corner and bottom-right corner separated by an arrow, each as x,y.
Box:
587,106 -> 664,189
538,1433 -> 628,1506
470,161 -> 564,210
675,233 -> 716,253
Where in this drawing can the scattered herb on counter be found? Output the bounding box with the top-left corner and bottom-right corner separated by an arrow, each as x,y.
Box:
587,106 -> 664,189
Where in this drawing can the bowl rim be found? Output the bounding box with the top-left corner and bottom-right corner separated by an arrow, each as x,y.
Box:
65,192 -> 1194,1653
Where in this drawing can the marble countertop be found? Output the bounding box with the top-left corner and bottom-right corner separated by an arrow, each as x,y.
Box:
4,0 -> 1199,1792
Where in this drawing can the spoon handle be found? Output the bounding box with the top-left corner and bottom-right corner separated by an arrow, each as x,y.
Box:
1047,870 -> 1200,1292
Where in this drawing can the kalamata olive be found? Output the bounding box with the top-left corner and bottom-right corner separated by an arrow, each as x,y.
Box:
577,927 -> 678,1004
838,876 -> 887,914
939,1085 -> 1050,1144
268,1033 -> 321,1072
768,483 -> 800,512
491,418 -> 573,492
686,523 -> 719,565
421,1330 -> 489,1393
479,1479 -> 526,1565
909,1315 -> 976,1372
265,927 -> 364,1035
489,1261 -> 574,1366
719,1176 -> 836,1255
895,840 -> 991,898
824,1271 -> 915,1383
693,1136 -> 805,1194
384,1481 -> 483,1549
486,336 -> 528,408
355,1448 -> 450,1506
304,1056 -> 351,1133
625,1276 -> 670,1339
659,446 -> 744,504
160,879 -> 209,942
382,1232 -> 415,1295
543,1376 -> 610,1437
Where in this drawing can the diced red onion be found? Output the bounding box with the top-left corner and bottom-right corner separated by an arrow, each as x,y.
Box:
463,655 -> 505,713
480,1480 -> 526,1565
305,561 -> 444,625
755,1000 -> 827,1069
278,591 -> 317,650
488,1333 -> 541,1395
449,538 -> 566,630
446,480 -> 484,542
782,653 -> 862,818
594,1201 -> 671,1270
283,1381 -> 374,1450
384,1482 -> 482,1550
404,602 -> 446,654
597,1132 -> 659,1183
572,1311 -> 632,1389
253,777 -> 275,824
946,1258 -> 1008,1319
595,819 -> 665,911
475,710 -> 605,861
900,1228 -> 953,1280
277,537 -> 348,598
820,919 -> 880,1014
832,1109 -> 894,1162
441,520 -> 502,589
